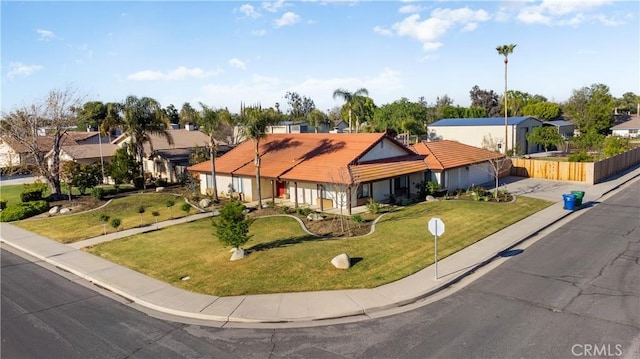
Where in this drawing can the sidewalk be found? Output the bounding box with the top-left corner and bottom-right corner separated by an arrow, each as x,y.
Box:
1,166 -> 638,327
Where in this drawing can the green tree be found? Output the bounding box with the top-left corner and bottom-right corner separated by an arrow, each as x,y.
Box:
602,136 -> 631,158
371,98 -> 428,134
75,101 -> 106,131
614,92 -> 640,114
469,85 -> 501,117
213,200 -> 254,250
163,104 -> 180,124
197,104 -> 231,202
240,104 -> 280,209
526,126 -> 564,152
189,145 -> 210,165
332,88 -> 369,133
496,43 -> 517,154
120,96 -> 174,180
106,147 -> 138,188
563,83 -> 615,134
572,130 -> 605,152
307,108 -> 330,133
284,91 -> 315,124
179,102 -> 199,128
522,102 -> 562,120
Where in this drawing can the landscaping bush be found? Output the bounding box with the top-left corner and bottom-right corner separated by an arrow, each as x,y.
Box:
568,151 -> 593,162
350,214 -> 364,223
366,198 -> 381,214
0,200 -> 49,222
20,182 -> 47,202
133,176 -> 145,190
0,199 -> 7,210
91,187 -> 105,200
295,206 -> 312,216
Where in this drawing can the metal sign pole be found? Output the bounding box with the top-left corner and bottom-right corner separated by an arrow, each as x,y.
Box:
434,231 -> 438,280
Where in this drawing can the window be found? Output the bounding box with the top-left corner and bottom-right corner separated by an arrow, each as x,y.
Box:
357,183 -> 370,198
232,177 -> 242,193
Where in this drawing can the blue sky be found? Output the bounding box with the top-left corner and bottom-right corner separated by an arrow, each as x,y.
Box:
2,0 -> 639,115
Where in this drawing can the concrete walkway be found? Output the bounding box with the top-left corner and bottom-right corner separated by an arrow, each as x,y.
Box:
1,166 -> 638,327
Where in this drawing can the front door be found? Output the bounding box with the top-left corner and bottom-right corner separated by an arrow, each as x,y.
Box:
276,181 -> 287,197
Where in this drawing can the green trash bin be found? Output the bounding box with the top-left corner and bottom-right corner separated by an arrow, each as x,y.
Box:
571,190 -> 585,206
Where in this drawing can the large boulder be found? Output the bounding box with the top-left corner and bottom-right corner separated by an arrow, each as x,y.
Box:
156,187 -> 165,192
199,198 -> 211,208
331,253 -> 351,269
230,248 -> 246,261
59,208 -> 72,214
307,213 -> 325,221
49,206 -> 61,214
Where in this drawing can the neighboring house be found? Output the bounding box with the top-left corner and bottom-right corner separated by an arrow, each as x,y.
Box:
0,134 -> 80,169
409,140 -> 506,192
46,143 -> 118,169
112,128 -> 218,183
427,116 -> 543,155
611,115 -> 640,138
187,133 -> 429,213
543,119 -> 576,139
328,120 -> 349,134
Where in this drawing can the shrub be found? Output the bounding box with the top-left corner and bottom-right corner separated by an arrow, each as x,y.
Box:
400,199 -> 413,206
265,200 -> 276,208
366,198 -> 380,214
427,181 -> 440,195
0,199 -> 7,210
0,200 -> 49,222
21,181 -> 47,202
181,203 -> 192,215
110,218 -> 121,231
133,176 -> 145,190
568,151 -> 593,162
280,206 -> 290,214
350,214 -> 364,223
213,200 -> 255,249
296,207 -> 312,216
91,187 -> 105,200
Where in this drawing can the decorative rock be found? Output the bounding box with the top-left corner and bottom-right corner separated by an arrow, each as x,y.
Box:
199,198 -> 211,208
49,206 -> 61,214
156,187 -> 165,192
331,253 -> 351,269
230,248 -> 246,261
307,213 -> 325,221
425,195 -> 438,202
181,276 -> 190,281
211,209 -> 220,216
59,208 -> 72,214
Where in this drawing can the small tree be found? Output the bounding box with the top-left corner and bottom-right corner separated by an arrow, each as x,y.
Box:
138,205 -> 145,226
486,158 -> 512,199
213,200 -> 254,250
152,211 -> 160,229
106,147 -> 138,190
100,214 -> 110,235
166,199 -> 175,219
181,202 -> 192,216
602,136 -> 631,158
526,126 -> 564,152
110,218 -> 121,231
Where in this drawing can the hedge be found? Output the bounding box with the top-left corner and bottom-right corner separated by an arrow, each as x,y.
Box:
0,201 -> 49,222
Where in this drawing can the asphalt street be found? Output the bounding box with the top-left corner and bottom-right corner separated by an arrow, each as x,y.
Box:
2,180 -> 639,358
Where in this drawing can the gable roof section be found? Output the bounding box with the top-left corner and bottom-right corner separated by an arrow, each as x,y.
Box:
410,140 -> 504,171
611,115 -> 640,130
1,134 -> 79,154
429,116 -> 537,127
188,133 -> 426,184
57,144 -> 118,160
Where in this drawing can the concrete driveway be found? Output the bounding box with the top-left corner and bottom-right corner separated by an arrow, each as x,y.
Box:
0,175 -> 43,186
494,176 -> 591,203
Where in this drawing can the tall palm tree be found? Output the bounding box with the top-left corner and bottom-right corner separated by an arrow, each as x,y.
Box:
332,88 -> 369,133
240,103 -> 279,209
120,96 -> 173,181
198,103 -> 230,202
496,44 -> 517,154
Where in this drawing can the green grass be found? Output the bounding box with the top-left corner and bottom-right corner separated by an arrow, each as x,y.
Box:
0,183 -> 133,206
15,193 -> 189,243
86,197 -> 552,296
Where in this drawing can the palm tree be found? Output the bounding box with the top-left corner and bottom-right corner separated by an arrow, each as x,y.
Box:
240,103 -> 279,209
198,103 -> 230,202
332,88 -> 369,133
120,96 -> 174,181
496,44 -> 517,154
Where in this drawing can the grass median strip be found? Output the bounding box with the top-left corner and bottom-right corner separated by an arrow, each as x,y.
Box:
14,193 -> 188,243
85,196 -> 552,296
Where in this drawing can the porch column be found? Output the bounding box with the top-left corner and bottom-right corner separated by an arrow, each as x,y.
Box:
318,184 -> 324,211
347,185 -> 352,215
294,182 -> 298,208
270,179 -> 275,203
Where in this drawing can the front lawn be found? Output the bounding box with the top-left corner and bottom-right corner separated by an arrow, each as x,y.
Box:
15,193 -> 190,243
86,196 -> 552,296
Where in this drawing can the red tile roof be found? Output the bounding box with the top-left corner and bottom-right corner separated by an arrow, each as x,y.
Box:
188,133 -> 428,184
409,140 -> 504,171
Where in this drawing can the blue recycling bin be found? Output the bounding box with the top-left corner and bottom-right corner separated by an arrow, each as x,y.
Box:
562,194 -> 576,210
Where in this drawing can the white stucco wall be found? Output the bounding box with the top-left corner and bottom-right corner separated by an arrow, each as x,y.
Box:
359,138 -> 407,162
0,142 -> 20,168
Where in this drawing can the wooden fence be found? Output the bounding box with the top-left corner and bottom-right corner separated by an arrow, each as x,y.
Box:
510,147 -> 640,184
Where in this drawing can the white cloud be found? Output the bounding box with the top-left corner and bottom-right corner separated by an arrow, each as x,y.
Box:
275,12 -> 301,27
7,62 -> 44,79
252,29 -> 267,37
262,0 -> 286,13
127,66 -> 221,81
385,7 -> 490,52
36,29 -> 56,41
229,58 -> 247,70
238,4 -> 261,19
373,25 -> 393,37
399,5 -> 423,14
517,0 -> 616,25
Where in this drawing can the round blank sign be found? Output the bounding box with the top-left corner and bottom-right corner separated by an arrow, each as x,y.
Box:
428,217 -> 445,236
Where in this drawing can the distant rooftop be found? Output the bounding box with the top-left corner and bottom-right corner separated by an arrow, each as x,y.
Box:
429,116 -> 538,127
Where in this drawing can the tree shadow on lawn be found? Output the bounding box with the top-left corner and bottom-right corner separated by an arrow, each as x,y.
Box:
247,234 -> 340,252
